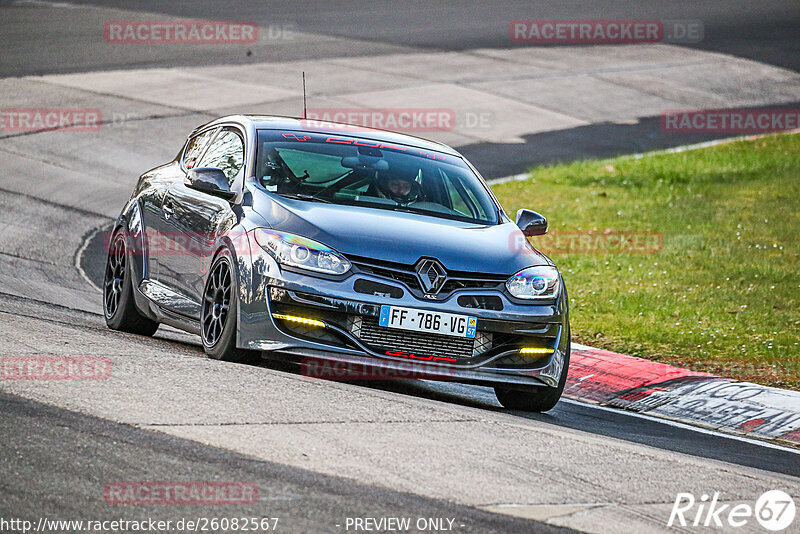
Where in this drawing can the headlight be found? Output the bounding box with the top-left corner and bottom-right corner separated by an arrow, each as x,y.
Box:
506,266 -> 560,300
254,229 -> 351,276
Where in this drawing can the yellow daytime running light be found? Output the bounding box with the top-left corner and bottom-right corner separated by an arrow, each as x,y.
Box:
271,313 -> 325,328
519,347 -> 553,355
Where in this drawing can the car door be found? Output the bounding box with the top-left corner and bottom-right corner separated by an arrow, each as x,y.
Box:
157,126 -> 245,318
143,128 -> 218,286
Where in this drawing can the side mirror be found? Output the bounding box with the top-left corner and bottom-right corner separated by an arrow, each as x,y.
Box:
185,168 -> 235,200
516,209 -> 548,236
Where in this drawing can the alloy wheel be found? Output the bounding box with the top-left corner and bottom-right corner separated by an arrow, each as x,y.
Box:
201,259 -> 232,347
103,233 -> 126,318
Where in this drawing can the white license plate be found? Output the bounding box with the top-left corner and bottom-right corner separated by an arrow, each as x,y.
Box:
378,305 -> 476,338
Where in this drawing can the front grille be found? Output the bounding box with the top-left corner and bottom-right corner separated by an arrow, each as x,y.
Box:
348,315 -> 491,361
349,255 -> 506,297
269,287 -> 556,368
350,258 -> 419,288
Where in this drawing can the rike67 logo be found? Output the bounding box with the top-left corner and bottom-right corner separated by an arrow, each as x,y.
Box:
669,490 -> 795,531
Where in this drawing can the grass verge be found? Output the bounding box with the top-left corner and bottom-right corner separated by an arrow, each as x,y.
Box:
491,133 -> 800,389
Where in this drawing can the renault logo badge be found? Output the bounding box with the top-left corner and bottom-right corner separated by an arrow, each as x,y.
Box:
415,258 -> 447,295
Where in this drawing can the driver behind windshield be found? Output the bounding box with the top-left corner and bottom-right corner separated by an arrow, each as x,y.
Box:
375,172 -> 423,204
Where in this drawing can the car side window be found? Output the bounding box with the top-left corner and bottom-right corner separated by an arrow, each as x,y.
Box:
197,128 -> 245,185
183,129 -> 217,170
441,170 -> 486,219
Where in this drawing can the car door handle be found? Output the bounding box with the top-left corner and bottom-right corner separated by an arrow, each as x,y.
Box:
163,203 -> 175,220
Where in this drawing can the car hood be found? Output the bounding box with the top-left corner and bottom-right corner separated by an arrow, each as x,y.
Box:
252,194 -> 550,275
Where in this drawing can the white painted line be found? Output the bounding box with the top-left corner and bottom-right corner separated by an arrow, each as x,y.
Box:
561,398 -> 800,455
625,130 -> 800,160
74,222 -> 108,294
486,172 -> 530,185
13,0 -> 83,7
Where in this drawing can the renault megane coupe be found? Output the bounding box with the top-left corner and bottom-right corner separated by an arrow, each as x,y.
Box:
104,115 -> 570,411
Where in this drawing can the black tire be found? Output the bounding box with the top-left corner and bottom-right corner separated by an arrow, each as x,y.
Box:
494,332 -> 571,412
200,248 -> 255,363
103,229 -> 159,336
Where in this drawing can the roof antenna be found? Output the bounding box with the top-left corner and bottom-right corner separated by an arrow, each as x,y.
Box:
302,71 -> 307,119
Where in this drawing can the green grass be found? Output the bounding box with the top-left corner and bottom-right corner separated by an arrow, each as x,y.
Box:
491,133 -> 800,389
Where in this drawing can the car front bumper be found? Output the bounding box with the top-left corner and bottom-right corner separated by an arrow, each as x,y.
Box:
237,244 -> 569,389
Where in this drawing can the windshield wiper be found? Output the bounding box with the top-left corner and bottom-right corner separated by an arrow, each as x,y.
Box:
280,193 -> 334,204
388,204 -> 428,214
385,203 -> 485,224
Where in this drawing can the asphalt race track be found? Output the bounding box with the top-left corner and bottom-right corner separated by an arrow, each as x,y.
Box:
3,0 -> 800,74
1,1 -> 800,532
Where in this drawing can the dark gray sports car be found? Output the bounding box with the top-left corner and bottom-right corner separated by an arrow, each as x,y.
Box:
104,115 -> 570,411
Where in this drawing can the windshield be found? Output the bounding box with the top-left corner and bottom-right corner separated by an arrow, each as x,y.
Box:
255,130 -> 499,224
